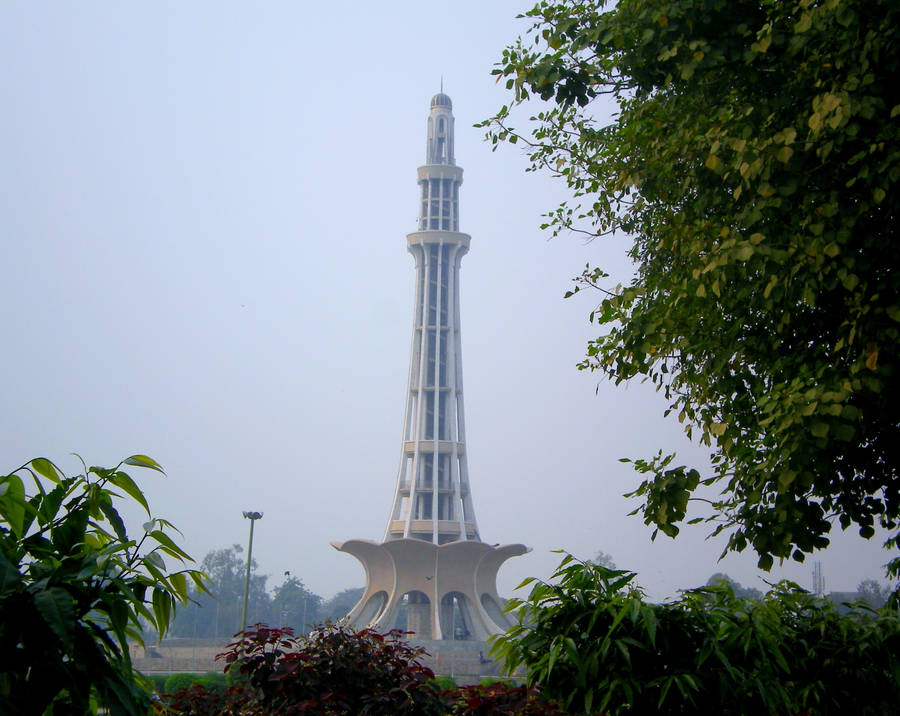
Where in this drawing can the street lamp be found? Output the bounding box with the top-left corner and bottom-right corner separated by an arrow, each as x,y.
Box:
240,511 -> 263,635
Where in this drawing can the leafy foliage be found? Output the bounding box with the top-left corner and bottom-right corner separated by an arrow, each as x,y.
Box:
168,548 -> 326,640
705,572 -> 763,600
483,0 -> 900,576
0,455 -> 204,715
857,577 -> 892,607
491,553 -> 900,715
271,573 -> 322,633
168,544 -> 274,639
446,682 -> 570,715
160,626 -> 570,715
160,682 -> 244,716
217,623 -> 446,715
319,586 -> 365,623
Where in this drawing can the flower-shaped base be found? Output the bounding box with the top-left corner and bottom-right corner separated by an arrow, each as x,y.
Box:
330,538 -> 529,641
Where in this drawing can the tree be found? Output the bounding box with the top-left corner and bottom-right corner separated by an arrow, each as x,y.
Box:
483,0 -> 900,578
271,573 -> 321,634
169,544 -> 271,640
705,572 -> 763,600
592,550 -> 616,569
320,586 -> 365,623
0,455 -> 204,714
857,578 -> 891,608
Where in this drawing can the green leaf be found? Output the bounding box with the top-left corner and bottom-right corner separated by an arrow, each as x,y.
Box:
99,501 -> 128,542
734,244 -> 754,261
152,587 -> 172,636
810,423 -> 829,438
31,458 -> 63,483
144,550 -> 166,572
108,471 -> 150,516
0,550 -> 22,593
148,530 -> 192,562
34,586 -> 77,653
169,572 -> 188,602
123,455 -> 165,474
0,475 -> 26,537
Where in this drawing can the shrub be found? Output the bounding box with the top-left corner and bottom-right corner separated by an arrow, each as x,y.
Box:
218,623 -> 446,715
164,673 -> 199,695
160,682 -> 246,716
147,673 -> 168,694
491,553 -> 900,715
446,682 -> 570,715
479,677 -> 516,687
432,675 -> 458,691
0,455 -> 204,715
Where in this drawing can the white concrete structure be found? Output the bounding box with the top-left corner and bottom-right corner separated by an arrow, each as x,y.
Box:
332,93 -> 528,641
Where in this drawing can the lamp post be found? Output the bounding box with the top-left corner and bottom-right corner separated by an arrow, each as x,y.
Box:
240,511 -> 263,635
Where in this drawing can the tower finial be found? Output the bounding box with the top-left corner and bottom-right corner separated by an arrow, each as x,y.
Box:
441,76 -> 443,93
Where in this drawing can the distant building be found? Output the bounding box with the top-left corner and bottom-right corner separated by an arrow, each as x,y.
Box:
332,92 -> 528,641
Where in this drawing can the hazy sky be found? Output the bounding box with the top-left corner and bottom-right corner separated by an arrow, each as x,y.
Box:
1,1 -> 891,603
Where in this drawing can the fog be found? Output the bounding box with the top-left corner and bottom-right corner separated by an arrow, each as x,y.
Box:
0,1 -> 890,604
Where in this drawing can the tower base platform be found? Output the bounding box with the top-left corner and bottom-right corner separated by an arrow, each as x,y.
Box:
331,538 -> 529,642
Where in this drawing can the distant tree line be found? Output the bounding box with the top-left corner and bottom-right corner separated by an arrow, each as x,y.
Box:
166,543 -> 893,642
165,544 -> 364,640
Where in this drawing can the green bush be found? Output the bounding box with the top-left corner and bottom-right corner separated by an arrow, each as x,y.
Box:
446,682 -> 569,715
0,455 -> 204,715
479,677 -> 516,687
219,623 -> 446,715
146,674 -> 168,694
164,672 -> 199,695
491,553 -> 900,715
432,675 -> 458,691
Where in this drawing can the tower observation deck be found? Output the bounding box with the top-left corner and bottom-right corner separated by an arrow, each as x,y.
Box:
332,93 -> 527,642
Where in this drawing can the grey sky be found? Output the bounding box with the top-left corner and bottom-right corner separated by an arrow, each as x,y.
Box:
1,1 -> 891,603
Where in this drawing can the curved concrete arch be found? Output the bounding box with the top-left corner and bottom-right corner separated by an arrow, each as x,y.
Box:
330,539 -> 396,625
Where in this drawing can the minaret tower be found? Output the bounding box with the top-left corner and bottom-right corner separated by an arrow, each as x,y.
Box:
384,91 -> 479,546
332,93 -> 527,642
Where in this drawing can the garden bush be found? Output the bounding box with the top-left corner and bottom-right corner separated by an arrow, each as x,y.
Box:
491,553 -> 900,715
446,682 -> 570,715
163,673 -> 199,695
218,622 -> 446,715
146,673 -> 168,694
432,674 -> 458,691
157,625 -> 570,715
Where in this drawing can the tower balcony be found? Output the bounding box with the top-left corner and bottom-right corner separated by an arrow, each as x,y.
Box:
407,231 -> 470,250
403,440 -> 464,455
417,164 -> 463,183
387,520 -> 478,538
397,481 -> 469,496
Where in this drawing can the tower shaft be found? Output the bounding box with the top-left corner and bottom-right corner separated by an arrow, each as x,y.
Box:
385,93 -> 479,545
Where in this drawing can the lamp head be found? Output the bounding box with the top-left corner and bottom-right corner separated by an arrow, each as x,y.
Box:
242,511 -> 263,520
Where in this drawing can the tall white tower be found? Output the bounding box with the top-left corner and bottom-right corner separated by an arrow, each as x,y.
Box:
384,91 -> 480,546
332,93 -> 527,641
